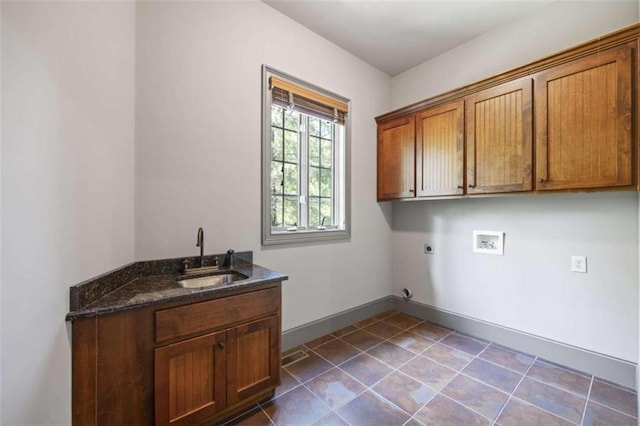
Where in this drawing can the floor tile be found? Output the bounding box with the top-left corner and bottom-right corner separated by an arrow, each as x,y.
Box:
373,371 -> 436,415
589,378 -> 638,418
422,343 -> 474,371
363,321 -> 403,339
354,316 -> 379,328
306,334 -> 336,349
407,322 -> 451,341
336,390 -> 410,426
262,385 -> 330,426
442,374 -> 509,420
282,345 -> 309,358
582,400 -> 638,426
313,339 -> 361,365
339,329 -> 384,351
305,368 -> 365,410
462,358 -> 522,393
513,376 -> 585,424
526,359 -> 591,397
372,310 -> 398,320
388,331 -> 435,354
274,369 -> 300,399
496,398 -> 573,426
367,341 -> 415,368
340,353 -> 393,386
414,394 -> 491,425
384,313 -> 423,330
331,326 -> 358,338
403,418 -> 424,426
440,333 -> 488,355
400,355 -> 457,390
285,351 -> 333,383
479,344 -> 535,374
311,412 -> 349,426
223,406 -> 272,426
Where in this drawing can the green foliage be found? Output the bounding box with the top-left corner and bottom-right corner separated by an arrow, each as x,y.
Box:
284,109 -> 299,131
284,164 -> 298,195
284,130 -> 298,163
271,128 -> 283,161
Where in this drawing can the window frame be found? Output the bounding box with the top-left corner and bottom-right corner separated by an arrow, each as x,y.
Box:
261,65 -> 351,246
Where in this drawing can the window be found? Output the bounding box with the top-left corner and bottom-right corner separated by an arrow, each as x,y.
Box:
262,66 -> 350,245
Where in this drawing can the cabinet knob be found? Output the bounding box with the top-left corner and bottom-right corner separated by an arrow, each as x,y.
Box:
218,342 -> 225,349
409,189 -> 414,193
468,184 -> 476,188
538,178 -> 545,183
457,185 -> 463,189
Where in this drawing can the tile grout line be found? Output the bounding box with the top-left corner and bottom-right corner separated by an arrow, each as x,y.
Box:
588,398 -> 639,420
579,375 -> 594,426
490,355 -> 537,426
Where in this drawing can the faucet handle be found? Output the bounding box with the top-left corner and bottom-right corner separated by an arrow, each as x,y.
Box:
181,259 -> 190,273
223,249 -> 235,268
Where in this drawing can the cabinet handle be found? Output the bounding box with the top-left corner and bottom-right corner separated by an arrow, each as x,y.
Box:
457,185 -> 463,189
468,184 -> 476,188
409,189 -> 414,193
218,342 -> 225,349
538,178 -> 545,183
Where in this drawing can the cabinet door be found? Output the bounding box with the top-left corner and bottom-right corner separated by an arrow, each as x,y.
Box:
377,115 -> 416,200
155,331 -> 227,426
535,45 -> 633,190
226,315 -> 280,406
466,78 -> 533,194
415,100 -> 465,196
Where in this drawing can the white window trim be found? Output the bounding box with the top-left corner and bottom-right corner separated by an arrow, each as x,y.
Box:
261,65 -> 351,246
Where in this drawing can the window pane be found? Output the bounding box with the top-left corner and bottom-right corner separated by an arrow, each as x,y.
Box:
271,105 -> 283,128
309,167 -> 319,196
284,163 -> 298,195
284,196 -> 298,226
321,120 -> 332,139
309,136 -> 320,167
271,195 -> 283,227
320,198 -> 332,223
271,161 -> 283,194
320,139 -> 332,167
320,170 -> 332,197
284,109 -> 299,131
284,130 -> 298,163
309,117 -> 320,136
309,197 -> 320,227
271,128 -> 283,161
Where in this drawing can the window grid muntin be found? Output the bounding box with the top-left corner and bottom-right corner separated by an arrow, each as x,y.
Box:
270,106 -> 299,228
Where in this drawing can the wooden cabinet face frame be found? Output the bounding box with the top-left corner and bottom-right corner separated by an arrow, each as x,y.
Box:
377,115 -> 416,200
465,78 -> 534,194
534,44 -> 634,191
415,100 -> 465,197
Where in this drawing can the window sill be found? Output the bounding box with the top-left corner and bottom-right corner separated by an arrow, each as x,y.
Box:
262,228 -> 350,246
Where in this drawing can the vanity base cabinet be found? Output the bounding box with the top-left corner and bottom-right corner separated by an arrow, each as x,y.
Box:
71,283 -> 282,426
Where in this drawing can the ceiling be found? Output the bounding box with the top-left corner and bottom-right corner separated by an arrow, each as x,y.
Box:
263,0 -> 553,76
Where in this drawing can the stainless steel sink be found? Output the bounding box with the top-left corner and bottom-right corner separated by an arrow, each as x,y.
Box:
177,271 -> 248,288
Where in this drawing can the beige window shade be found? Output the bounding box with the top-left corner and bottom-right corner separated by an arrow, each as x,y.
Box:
270,76 -> 348,125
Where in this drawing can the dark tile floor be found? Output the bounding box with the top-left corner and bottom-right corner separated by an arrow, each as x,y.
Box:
222,310 -> 638,426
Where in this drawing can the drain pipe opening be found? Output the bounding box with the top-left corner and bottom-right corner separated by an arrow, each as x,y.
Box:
401,288 -> 413,301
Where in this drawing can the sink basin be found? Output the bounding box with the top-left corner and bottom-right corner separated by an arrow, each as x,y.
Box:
177,271 -> 249,288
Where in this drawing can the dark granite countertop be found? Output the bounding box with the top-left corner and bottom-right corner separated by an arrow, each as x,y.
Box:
66,251 -> 288,321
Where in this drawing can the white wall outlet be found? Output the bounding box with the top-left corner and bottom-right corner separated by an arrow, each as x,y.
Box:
424,243 -> 434,255
571,256 -> 587,273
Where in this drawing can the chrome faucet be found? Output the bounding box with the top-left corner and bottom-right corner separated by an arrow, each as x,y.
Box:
196,227 -> 204,268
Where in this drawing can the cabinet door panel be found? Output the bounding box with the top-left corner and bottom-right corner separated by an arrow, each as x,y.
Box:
416,100 -> 465,196
535,45 -> 633,190
466,78 -> 533,194
155,331 -> 226,426
377,115 -> 415,200
227,315 -> 280,406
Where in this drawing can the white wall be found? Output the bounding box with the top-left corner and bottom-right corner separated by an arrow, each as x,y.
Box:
391,1 -> 639,363
135,1 -> 392,331
1,2 -> 136,424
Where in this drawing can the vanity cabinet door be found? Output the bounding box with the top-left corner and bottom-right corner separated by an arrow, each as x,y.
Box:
465,78 -> 533,194
377,115 -> 416,200
155,330 -> 227,426
226,315 -> 280,406
535,44 -> 633,190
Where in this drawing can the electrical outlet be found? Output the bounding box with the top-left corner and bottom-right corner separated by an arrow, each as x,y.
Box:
571,256 -> 587,273
424,243 -> 434,255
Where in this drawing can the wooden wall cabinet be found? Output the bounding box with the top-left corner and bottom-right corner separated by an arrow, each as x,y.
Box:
376,25 -> 638,201
415,100 -> 465,197
535,44 -> 633,190
72,284 -> 282,426
377,115 -> 416,200
465,78 -> 533,194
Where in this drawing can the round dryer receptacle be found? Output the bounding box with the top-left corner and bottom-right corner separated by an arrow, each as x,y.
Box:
401,288 -> 413,301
